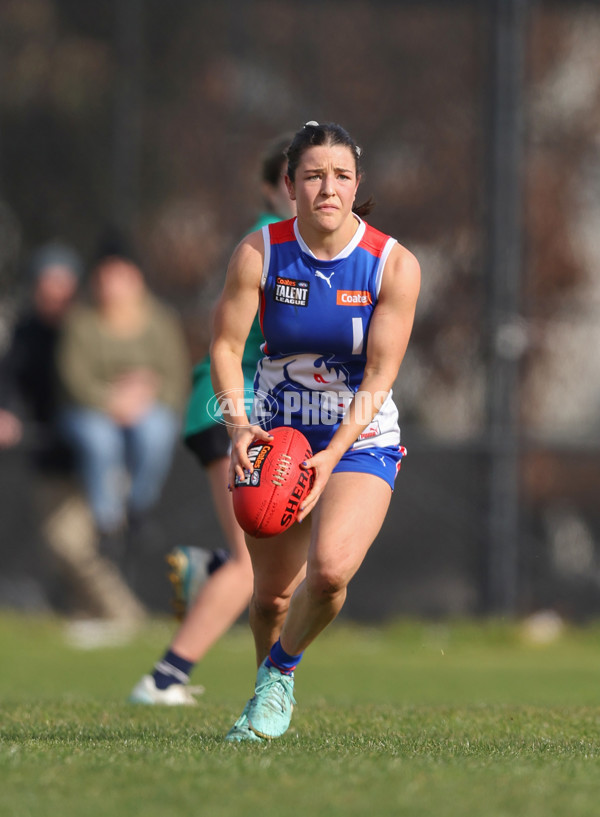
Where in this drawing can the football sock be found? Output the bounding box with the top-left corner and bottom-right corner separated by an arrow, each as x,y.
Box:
266,639 -> 303,675
153,649 -> 195,690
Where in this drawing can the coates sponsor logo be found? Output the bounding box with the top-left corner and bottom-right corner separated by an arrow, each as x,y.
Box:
336,290 -> 373,306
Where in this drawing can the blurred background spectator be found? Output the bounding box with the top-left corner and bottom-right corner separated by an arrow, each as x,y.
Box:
57,233 -> 190,566
0,242 -> 81,454
0,241 -> 146,625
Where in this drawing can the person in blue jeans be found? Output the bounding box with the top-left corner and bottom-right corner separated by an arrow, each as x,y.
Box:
57,236 -> 189,558
60,403 -> 180,535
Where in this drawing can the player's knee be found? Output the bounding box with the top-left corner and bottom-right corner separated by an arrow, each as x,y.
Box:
306,568 -> 347,601
252,589 -> 290,620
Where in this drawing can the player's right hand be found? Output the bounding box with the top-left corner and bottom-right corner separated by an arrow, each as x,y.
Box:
229,424 -> 273,487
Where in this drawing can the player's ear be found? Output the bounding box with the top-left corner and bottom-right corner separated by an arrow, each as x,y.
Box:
285,175 -> 296,201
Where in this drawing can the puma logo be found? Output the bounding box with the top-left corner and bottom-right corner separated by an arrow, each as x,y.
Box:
315,270 -> 335,288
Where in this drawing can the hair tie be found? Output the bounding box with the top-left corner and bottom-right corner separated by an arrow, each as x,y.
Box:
304,120 -> 319,127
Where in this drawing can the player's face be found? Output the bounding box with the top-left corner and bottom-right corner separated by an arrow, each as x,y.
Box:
286,144 -> 360,233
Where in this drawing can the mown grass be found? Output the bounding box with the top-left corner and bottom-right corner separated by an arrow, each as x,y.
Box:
1,614 -> 600,817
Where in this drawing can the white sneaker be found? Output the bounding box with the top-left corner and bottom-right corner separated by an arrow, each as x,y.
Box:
128,674 -> 204,706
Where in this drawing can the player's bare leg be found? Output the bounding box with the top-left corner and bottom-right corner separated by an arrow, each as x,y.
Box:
279,471 -> 391,655
170,457 -> 253,661
130,458 -> 254,705
246,519 -> 310,665
206,458 -> 249,562
224,521 -> 309,741
239,472 -> 391,739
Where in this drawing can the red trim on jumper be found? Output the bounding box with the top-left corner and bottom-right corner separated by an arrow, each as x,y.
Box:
268,218 -> 296,244
258,290 -> 269,355
358,222 -> 390,257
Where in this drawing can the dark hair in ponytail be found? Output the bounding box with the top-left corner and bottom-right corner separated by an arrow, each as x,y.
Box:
285,122 -> 375,217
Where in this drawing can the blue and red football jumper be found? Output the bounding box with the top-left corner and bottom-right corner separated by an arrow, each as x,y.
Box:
251,216 -> 404,468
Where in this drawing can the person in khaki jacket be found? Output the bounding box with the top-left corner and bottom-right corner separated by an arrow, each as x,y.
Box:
58,236 -> 189,565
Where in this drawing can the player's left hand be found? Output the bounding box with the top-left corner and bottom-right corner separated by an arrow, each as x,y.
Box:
297,447 -> 339,522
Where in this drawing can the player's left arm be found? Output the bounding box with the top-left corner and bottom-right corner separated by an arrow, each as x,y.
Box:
354,241 -> 421,423
298,243 -> 420,520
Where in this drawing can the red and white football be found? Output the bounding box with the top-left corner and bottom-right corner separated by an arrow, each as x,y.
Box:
232,426 -> 314,538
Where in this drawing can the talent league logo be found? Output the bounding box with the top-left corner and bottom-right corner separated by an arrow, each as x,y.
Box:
207,388 -> 279,428
274,276 -> 309,306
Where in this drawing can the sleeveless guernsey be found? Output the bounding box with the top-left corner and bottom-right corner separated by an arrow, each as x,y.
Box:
252,215 -> 401,453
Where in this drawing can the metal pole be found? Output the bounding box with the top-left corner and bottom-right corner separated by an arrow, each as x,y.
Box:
484,0 -> 530,613
112,0 -> 144,232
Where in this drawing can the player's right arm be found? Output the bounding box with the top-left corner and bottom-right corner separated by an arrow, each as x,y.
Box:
210,231 -> 273,481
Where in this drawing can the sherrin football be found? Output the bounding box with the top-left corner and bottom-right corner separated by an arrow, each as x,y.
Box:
232,426 -> 314,538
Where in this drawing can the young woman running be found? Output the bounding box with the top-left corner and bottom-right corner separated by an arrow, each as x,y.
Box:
210,121 -> 420,740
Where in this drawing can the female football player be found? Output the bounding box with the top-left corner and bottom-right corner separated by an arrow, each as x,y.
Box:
129,134 -> 296,705
210,121 -> 420,740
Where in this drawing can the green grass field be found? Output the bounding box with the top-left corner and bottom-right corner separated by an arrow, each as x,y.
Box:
1,613 -> 600,817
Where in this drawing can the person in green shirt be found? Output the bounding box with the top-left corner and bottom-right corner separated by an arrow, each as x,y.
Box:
130,133 -> 296,705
